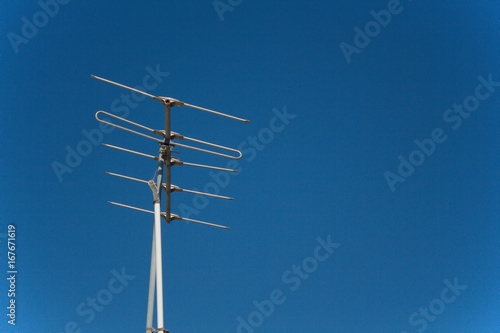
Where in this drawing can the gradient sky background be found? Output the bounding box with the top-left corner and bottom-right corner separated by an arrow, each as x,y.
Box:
0,1 -> 499,332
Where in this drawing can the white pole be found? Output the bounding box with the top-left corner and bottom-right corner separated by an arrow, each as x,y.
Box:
154,201 -> 164,330
145,230 -> 156,332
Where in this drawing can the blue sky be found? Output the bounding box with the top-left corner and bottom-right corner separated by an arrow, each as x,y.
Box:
1,1 -> 499,332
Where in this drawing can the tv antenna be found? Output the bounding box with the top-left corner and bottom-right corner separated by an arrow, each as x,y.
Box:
91,74 -> 249,333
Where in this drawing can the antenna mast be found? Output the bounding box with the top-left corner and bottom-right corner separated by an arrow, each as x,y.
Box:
92,74 -> 249,332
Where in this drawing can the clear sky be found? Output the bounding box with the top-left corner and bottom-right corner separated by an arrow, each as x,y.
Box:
1,1 -> 499,332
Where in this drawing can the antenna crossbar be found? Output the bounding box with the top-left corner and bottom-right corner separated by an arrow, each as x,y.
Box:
105,171 -> 148,184
107,201 -> 229,229
91,74 -> 250,123
105,172 -> 234,200
175,133 -> 243,159
171,141 -> 241,159
169,185 -> 234,200
91,75 -> 157,99
171,159 -> 238,172
102,143 -> 158,160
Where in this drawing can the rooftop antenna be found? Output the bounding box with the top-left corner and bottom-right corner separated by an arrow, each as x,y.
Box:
91,74 -> 249,333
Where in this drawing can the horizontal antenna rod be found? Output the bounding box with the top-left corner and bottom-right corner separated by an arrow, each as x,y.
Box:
102,143 -> 158,160
180,134 -> 242,158
108,201 -> 229,229
91,74 -> 250,123
96,111 -> 162,142
105,172 -> 233,200
91,75 -> 157,99
182,102 -> 250,123
97,110 -> 241,159
108,201 -> 154,215
171,142 -> 241,160
171,159 -> 238,172
106,172 -> 148,184
169,185 -> 233,200
170,132 -> 242,159
170,214 -> 230,229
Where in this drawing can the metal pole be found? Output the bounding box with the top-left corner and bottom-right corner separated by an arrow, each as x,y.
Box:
152,103 -> 171,333
165,104 -> 171,222
153,199 -> 164,331
153,150 -> 166,331
144,103 -> 171,333
145,230 -> 156,333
